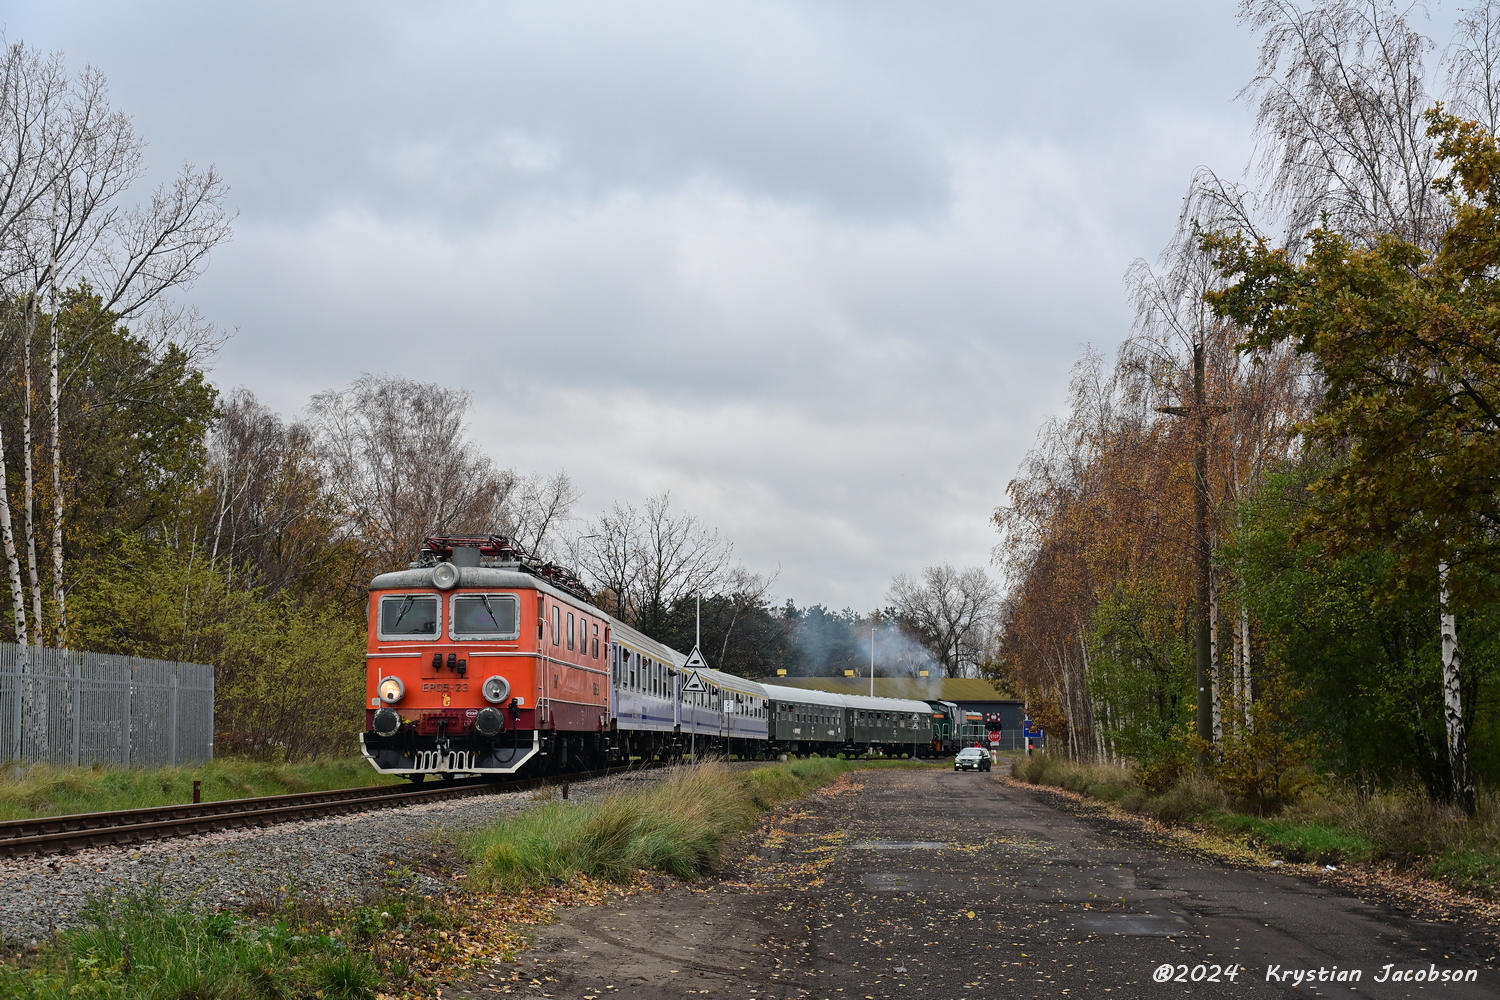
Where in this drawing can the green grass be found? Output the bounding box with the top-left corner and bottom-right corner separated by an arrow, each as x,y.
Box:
1428,850 -> 1500,894
464,757 -> 888,891
1203,812 -> 1375,865
0,757 -> 399,821
0,866 -> 477,998
0,893 -> 382,1000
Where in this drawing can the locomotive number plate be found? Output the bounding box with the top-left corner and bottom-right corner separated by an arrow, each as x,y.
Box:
422,682 -> 470,692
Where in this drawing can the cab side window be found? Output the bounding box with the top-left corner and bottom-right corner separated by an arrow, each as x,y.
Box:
551,605 -> 560,646
567,612 -> 576,651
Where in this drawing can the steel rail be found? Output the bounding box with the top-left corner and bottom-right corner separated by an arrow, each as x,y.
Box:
0,763 -> 652,859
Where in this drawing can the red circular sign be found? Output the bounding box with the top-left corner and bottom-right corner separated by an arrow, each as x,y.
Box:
988,730 -> 1001,742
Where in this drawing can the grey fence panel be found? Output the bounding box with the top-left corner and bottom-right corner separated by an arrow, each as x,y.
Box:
0,644 -> 18,764
176,663 -> 214,764
130,658 -> 171,768
0,644 -> 212,768
81,653 -> 132,766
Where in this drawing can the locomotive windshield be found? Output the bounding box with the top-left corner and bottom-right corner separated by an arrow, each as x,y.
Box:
379,594 -> 439,637
451,593 -> 520,638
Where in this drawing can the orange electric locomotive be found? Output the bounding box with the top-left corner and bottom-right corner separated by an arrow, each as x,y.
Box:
359,536 -> 613,779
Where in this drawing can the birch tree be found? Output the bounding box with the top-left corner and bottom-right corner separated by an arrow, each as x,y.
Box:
1204,109 -> 1500,811
0,40 -> 231,646
1198,1 -> 1498,791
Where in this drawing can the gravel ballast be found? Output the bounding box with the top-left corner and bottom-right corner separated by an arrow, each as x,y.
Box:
0,769 -> 672,945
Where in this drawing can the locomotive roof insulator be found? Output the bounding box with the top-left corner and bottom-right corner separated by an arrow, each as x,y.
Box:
412,534 -> 595,603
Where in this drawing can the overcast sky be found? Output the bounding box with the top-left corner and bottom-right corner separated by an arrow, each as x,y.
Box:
4,2 -> 1264,610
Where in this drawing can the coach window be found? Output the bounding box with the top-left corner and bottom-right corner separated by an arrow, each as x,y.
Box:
567,612 -> 576,651
551,605 -> 560,646
378,594 -> 440,640
450,594 -> 520,639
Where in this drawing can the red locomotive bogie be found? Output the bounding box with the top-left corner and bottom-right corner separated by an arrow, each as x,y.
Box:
359,537 -> 611,777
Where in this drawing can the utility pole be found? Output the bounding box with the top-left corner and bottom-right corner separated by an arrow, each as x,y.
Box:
870,627 -> 876,697
1157,343 -> 1228,754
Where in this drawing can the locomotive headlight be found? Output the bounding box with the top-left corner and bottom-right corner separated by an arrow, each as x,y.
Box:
481,675 -> 511,704
431,563 -> 459,589
378,675 -> 406,704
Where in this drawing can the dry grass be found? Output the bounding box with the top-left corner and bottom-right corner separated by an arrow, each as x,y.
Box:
1013,752 -> 1500,894
463,757 -> 875,891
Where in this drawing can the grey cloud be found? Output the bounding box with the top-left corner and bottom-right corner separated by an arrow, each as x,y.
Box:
3,1 -> 1265,608
14,2 -> 1253,223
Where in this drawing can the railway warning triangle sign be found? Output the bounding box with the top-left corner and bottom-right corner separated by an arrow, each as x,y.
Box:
681,670 -> 707,693
683,645 -> 708,670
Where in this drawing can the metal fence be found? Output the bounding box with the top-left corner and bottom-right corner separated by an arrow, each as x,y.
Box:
0,645 -> 213,767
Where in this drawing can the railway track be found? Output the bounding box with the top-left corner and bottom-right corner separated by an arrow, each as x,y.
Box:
0,765 -> 646,859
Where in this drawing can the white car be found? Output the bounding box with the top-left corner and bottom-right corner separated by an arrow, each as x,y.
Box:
954,747 -> 992,772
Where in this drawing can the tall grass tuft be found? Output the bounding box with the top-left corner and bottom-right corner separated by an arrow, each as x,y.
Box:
1281,785 -> 1473,864
464,758 -> 858,891
0,893 -> 381,1000
1012,754 -> 1134,802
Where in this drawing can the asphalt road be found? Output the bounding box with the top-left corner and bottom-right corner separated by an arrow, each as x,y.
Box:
455,764 -> 1498,999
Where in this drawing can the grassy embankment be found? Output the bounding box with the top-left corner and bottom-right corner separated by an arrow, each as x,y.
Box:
463,756 -> 890,889
1012,754 -> 1500,894
0,757 -> 400,821
0,757 -> 903,998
